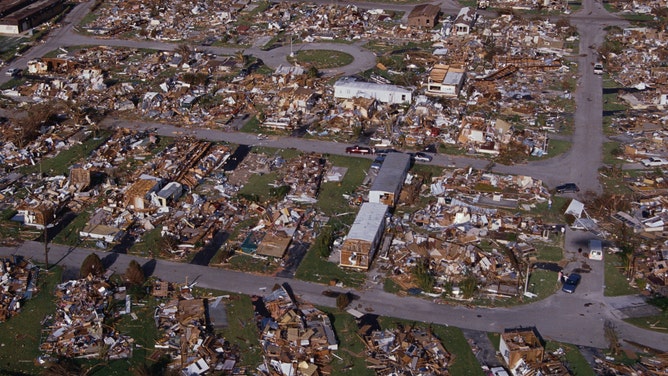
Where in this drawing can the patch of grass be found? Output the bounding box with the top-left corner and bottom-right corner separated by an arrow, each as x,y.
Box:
316,154 -> 371,216
295,245 -> 366,288
602,141 -> 624,165
487,332 -> 500,351
324,309 -> 376,376
624,314 -> 668,332
621,13 -> 655,22
216,294 -> 262,366
525,195 -> 570,223
237,172 -> 279,203
251,146 -> 302,160
0,76 -> 26,90
604,253 -> 638,296
129,227 -> 163,258
527,269 -> 560,299
535,244 -> 564,262
20,132 -> 110,176
545,341 -> 596,376
227,253 -> 281,274
52,198 -> 102,246
0,266 -> 61,375
383,278 -> 402,293
240,115 -> 261,133
528,139 -> 571,161
287,50 -> 354,69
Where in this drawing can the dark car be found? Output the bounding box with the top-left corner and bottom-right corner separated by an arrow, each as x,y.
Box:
375,148 -> 400,156
345,145 -> 372,154
410,152 -> 433,162
561,273 -> 581,293
555,183 -> 580,193
371,155 -> 385,170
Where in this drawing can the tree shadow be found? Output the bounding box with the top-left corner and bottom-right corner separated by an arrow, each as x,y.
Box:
142,258 -> 157,277
101,252 -> 119,269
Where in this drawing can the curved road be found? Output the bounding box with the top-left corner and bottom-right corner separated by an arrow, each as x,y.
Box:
2,0 -> 666,353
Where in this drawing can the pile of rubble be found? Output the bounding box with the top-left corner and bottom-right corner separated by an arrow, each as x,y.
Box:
40,273 -> 134,360
255,285 -> 337,376
152,280 -> 239,375
0,256 -> 39,322
361,324 -> 451,375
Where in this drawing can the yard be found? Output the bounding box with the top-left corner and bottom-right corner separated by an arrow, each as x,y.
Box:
604,253 -> 638,296
287,50 -> 354,69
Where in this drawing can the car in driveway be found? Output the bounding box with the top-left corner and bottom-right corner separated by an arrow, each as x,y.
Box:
641,157 -> 668,167
555,183 -> 579,193
409,152 -> 433,162
345,145 -> 372,154
561,273 -> 581,293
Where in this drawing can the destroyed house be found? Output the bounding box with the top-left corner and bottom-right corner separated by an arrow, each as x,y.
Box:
500,328 -> 544,372
334,77 -> 412,105
369,152 -> 411,207
407,3 -> 440,28
426,64 -> 466,97
453,7 -> 476,35
123,176 -> 162,210
155,181 -> 183,207
340,202 -> 388,270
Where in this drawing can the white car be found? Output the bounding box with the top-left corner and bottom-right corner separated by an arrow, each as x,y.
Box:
641,157 -> 668,167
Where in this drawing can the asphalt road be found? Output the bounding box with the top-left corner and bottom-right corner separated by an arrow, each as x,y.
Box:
2,0 -> 666,353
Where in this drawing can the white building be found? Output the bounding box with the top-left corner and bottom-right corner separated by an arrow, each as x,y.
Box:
334,77 -> 412,104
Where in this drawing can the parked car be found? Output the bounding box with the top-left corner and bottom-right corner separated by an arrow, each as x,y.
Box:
5,68 -> 19,77
641,157 -> 668,167
410,152 -> 433,162
371,156 -> 385,170
561,273 -> 581,293
593,62 -> 604,75
555,183 -> 579,193
345,145 -> 372,154
375,148 -> 400,156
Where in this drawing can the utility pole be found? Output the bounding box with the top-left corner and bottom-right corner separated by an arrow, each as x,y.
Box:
44,224 -> 49,269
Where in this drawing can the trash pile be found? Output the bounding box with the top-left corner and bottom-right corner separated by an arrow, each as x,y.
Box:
40,273 -> 134,360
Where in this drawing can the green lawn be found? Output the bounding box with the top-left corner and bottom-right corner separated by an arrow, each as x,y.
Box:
237,171 -> 279,203
213,293 -> 263,367
545,341 -> 596,376
528,139 -> 571,161
604,253 -> 638,296
19,131 -> 110,176
287,50 -> 354,69
316,154 -> 371,216
0,266 -> 61,375
527,269 -> 560,300
295,244 -> 366,288
52,198 -> 102,246
535,243 -> 564,262
128,227 -> 163,258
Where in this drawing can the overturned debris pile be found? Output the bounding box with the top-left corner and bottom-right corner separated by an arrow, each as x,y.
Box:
152,280 -> 240,375
0,256 -> 39,322
255,285 -> 338,376
40,274 -> 133,360
361,323 -> 451,375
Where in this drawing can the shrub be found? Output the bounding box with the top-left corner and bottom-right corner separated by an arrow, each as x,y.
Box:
80,253 -> 104,278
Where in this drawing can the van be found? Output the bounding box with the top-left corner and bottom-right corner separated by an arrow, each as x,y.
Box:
593,62 -> 603,75
589,239 -> 603,260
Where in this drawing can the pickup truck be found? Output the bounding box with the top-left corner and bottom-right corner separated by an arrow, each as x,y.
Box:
641,157 -> 668,167
345,145 -> 372,154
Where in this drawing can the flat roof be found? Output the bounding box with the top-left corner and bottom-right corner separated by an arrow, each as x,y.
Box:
347,202 -> 388,242
443,71 -> 464,85
370,152 -> 411,193
335,79 -> 412,94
